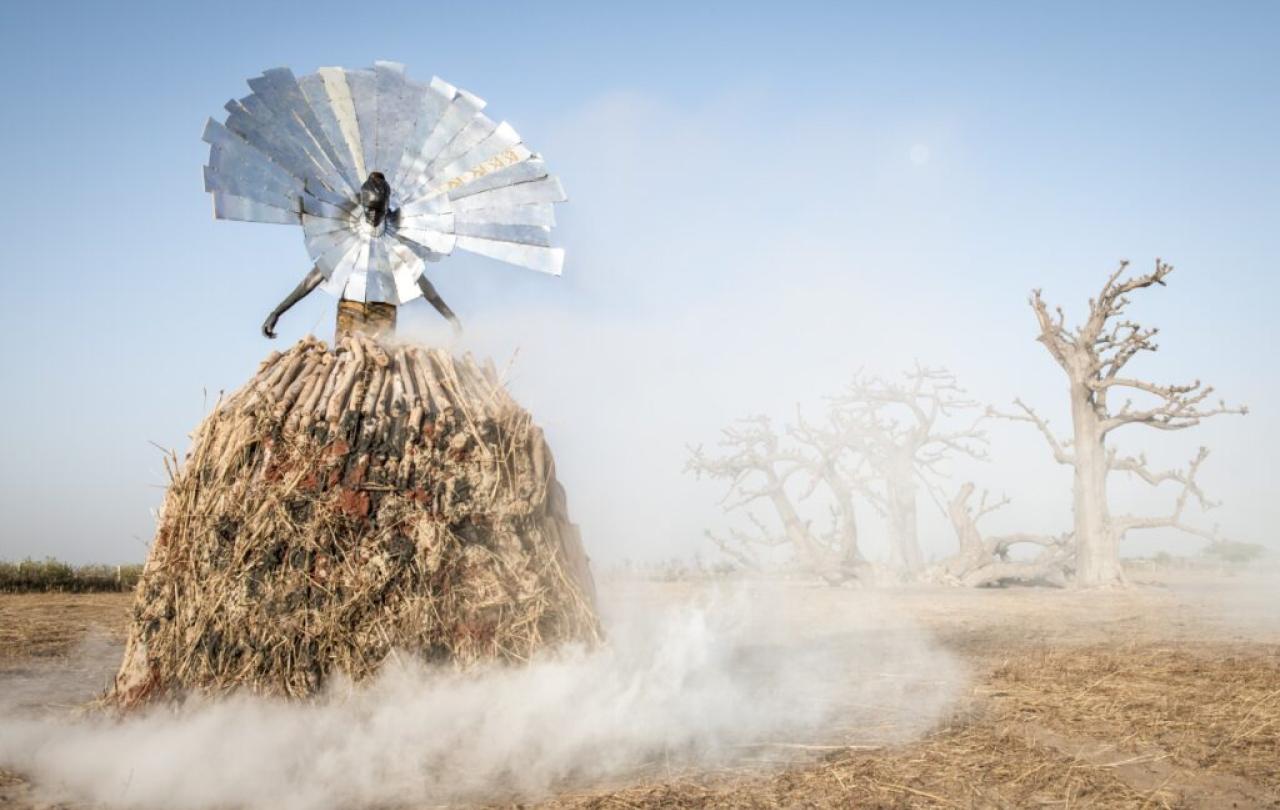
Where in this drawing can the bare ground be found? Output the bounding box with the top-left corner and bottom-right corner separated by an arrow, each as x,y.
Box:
1,568 -> 1277,809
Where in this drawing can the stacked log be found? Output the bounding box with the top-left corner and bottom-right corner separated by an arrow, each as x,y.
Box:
109,334 -> 598,708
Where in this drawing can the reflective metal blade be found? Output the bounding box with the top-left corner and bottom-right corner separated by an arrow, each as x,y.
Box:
455,236 -> 564,274
212,191 -> 300,224
203,163 -> 296,210
298,72 -> 363,191
373,61 -> 424,176
445,153 -> 545,200
317,67 -> 368,181
454,203 -> 556,227
390,77 -> 456,193
397,91 -> 486,200
449,176 -> 567,211
318,236 -> 365,294
248,68 -> 354,195
455,222 -> 551,247
344,68 -> 379,182
396,211 -> 454,233
427,113 -> 498,176
396,227 -> 457,255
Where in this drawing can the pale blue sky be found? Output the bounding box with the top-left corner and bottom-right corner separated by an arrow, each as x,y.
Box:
0,1 -> 1276,564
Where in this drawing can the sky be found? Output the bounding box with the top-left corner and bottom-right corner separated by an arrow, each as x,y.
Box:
0,1 -> 1276,566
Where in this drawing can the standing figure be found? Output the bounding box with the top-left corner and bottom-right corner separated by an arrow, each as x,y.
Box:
262,173 -> 462,340
202,61 -> 568,341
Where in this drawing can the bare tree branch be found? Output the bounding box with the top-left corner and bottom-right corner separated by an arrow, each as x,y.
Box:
1111,447 -> 1221,542
686,415 -> 862,581
989,399 -> 1075,465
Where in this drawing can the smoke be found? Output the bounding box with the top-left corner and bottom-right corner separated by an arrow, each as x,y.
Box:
0,582 -> 963,809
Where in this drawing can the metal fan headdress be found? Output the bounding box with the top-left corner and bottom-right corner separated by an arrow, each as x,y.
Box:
202,61 -> 566,305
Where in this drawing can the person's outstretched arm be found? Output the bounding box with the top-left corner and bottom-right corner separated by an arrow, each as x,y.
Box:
417,275 -> 462,334
263,266 -> 325,338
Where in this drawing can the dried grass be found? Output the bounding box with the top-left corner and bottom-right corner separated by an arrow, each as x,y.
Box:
107,334 -> 599,707
542,644 -> 1280,808
0,593 -> 130,664
990,643 -> 1280,792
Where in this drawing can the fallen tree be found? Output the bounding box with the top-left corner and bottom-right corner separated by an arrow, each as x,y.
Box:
930,483 -> 1073,587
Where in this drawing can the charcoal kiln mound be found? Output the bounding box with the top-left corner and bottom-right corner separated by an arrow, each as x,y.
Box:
110,334 -> 599,708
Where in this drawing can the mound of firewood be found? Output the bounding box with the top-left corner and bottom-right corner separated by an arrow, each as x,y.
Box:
109,334 -> 598,708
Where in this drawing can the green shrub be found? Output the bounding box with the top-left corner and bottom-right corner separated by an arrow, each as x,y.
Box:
1202,540 -> 1267,566
0,558 -> 143,593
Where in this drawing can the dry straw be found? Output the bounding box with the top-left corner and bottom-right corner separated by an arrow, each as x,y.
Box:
110,334 -> 599,708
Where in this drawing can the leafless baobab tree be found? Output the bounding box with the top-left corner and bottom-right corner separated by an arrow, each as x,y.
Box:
688,367 -> 987,583
999,260 -> 1246,586
685,416 -> 868,582
825,367 -> 987,576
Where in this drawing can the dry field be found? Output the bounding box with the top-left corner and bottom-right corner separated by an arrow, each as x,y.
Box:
1,569 -> 1277,809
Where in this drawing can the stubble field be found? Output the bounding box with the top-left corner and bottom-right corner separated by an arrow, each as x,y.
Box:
1,568 -> 1277,809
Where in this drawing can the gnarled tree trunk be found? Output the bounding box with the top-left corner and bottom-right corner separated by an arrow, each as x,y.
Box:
1069,381 -> 1121,586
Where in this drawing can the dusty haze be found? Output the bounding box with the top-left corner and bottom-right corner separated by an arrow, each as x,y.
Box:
0,582 -> 964,809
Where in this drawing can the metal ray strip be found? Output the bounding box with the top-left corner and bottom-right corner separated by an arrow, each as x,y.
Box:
364,239 -> 396,303
226,94 -> 332,188
202,119 -> 302,196
396,91 -> 486,200
203,165 -> 296,210
454,203 -> 556,227
390,77 -> 456,193
455,236 -> 564,274
455,222 -> 551,246
298,73 -> 363,191
385,239 -> 426,303
304,225 -> 356,261
205,147 -> 299,200
398,193 -> 453,217
373,61 -> 421,175
396,227 -> 457,256
308,232 -> 361,278
448,176 -> 567,211
302,180 -> 356,209
247,68 -> 354,195
395,212 -> 454,233
343,241 -> 372,302
427,113 -> 498,176
344,68 -> 378,182
301,213 -> 350,236
318,237 -> 365,294
212,191 -> 300,224
317,67 -> 368,181
446,153 -> 545,200
433,123 -> 525,184
301,193 -> 355,219
204,143 -> 301,204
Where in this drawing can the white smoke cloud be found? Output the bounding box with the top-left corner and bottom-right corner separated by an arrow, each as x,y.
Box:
0,582 -> 964,809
